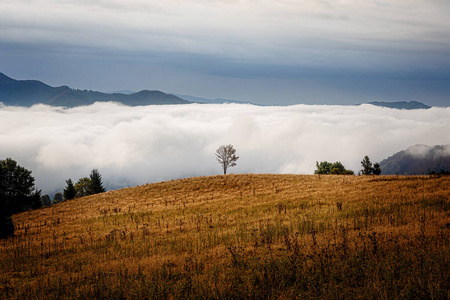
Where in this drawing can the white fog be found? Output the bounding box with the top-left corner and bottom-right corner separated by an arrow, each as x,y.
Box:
1,102 -> 449,195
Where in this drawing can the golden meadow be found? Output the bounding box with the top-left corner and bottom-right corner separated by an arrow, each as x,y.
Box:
1,174 -> 449,299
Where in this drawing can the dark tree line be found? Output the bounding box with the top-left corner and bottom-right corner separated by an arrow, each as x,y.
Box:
314,156 -> 382,176
428,169 -> 450,176
62,169 -> 105,201
360,155 -> 381,175
0,158 -> 41,239
41,169 -> 106,205
1,159 -> 106,239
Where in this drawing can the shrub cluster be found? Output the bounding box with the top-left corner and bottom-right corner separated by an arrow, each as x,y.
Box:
315,161 -> 354,175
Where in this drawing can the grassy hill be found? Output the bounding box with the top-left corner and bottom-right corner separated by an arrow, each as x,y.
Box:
1,174 -> 449,299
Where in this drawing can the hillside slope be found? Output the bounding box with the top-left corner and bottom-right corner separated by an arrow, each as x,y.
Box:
1,174 -> 449,299
380,144 -> 450,175
0,72 -> 190,107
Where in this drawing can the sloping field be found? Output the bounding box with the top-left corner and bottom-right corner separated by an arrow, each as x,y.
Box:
1,174 -> 449,299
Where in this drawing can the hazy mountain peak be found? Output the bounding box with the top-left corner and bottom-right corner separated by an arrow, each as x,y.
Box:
380,144 -> 450,174
405,144 -> 432,157
366,101 -> 431,110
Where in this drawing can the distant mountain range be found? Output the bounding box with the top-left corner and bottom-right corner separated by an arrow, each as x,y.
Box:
380,144 -> 450,175
0,72 -> 435,109
173,93 -> 256,105
365,101 -> 431,110
0,73 -> 189,107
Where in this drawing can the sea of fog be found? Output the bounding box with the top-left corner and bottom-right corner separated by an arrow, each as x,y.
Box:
1,102 -> 449,195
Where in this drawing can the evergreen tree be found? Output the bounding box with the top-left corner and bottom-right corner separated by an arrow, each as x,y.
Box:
63,179 -> 77,200
361,156 -> 373,175
30,190 -> 42,209
89,169 -> 106,194
373,163 -> 382,175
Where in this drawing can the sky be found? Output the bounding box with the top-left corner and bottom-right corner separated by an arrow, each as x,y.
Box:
1,102 -> 449,195
1,0 -> 450,106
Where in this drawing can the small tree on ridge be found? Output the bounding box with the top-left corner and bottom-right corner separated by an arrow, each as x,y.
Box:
373,163 -> 382,175
361,155 -> 382,175
75,177 -> 92,198
63,179 -> 77,200
361,155 -> 373,175
216,145 -> 239,175
89,169 -> 105,194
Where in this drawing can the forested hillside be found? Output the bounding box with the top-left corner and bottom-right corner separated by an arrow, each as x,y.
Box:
0,73 -> 189,107
380,144 -> 450,174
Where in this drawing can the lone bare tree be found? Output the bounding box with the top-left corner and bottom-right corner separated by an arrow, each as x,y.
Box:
216,144 -> 239,175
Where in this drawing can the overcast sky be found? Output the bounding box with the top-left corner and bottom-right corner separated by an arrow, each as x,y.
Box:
1,0 -> 449,105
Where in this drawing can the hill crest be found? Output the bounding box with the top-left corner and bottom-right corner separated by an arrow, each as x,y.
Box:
4,173 -> 450,299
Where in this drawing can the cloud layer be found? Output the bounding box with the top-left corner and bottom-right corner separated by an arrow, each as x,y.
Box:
1,102 -> 449,195
2,0 -> 449,68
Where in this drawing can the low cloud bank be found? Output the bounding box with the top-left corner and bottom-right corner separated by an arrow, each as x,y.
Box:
1,102 -> 449,195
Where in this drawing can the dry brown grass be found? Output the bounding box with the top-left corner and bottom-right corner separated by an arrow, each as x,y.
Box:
1,174 -> 449,299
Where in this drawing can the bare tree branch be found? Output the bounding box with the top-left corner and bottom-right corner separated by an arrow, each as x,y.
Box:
215,144 -> 239,175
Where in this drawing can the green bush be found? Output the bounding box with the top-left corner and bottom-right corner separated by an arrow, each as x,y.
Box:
315,161 -> 353,175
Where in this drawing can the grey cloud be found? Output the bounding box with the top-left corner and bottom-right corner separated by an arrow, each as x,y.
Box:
405,144 -> 450,158
1,0 -> 450,63
1,102 -> 449,195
